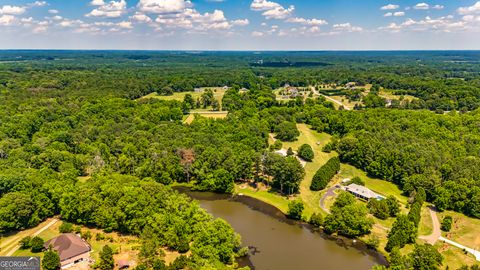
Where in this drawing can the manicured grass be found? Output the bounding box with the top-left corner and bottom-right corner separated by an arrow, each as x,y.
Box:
280,124 -> 336,217
434,241 -> 477,269
339,164 -> 408,204
0,218 -> 59,256
326,95 -> 360,110
236,185 -> 290,214
438,210 -> 480,249
418,205 -> 433,236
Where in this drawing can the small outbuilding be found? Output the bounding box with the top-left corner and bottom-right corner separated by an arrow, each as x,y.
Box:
44,233 -> 91,269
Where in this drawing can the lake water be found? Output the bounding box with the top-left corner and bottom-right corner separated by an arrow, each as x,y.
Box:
182,189 -> 385,270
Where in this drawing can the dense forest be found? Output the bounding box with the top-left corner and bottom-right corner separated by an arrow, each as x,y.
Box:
1,51 -> 480,269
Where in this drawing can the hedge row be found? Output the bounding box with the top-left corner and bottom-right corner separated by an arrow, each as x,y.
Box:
310,156 -> 340,191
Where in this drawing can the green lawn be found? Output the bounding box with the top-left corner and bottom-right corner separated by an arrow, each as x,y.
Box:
236,186 -> 290,214
418,204 -> 433,236
139,87 -> 227,105
281,124 -> 336,217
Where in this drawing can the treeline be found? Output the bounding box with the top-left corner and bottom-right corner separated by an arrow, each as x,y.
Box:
307,108 -> 480,218
386,189 -> 426,252
310,157 -> 340,191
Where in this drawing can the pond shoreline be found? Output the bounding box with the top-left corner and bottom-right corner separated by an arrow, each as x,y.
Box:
175,186 -> 388,269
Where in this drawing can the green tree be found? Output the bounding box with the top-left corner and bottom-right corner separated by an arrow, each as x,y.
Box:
309,212 -> 323,227
30,236 -> 44,253
298,144 -> 314,161
275,121 -> 300,142
19,236 -> 32,249
409,244 -> 443,270
441,216 -> 452,232
385,214 -> 417,252
310,156 -> 340,191
59,222 -> 74,233
42,247 -> 60,270
98,245 -> 114,270
324,192 -> 374,237
287,200 -> 304,220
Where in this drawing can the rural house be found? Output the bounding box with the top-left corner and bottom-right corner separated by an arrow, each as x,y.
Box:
345,183 -> 385,201
44,233 -> 91,269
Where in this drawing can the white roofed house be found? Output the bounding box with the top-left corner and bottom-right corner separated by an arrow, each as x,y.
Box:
345,183 -> 385,201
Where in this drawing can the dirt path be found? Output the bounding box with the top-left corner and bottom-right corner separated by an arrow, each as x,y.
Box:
419,206 -> 441,245
1,218 -> 58,256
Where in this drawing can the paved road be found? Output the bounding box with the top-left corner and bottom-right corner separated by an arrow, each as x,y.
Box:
319,186 -> 339,213
420,207 -> 480,261
3,218 -> 58,256
419,206 -> 441,245
439,236 -> 480,261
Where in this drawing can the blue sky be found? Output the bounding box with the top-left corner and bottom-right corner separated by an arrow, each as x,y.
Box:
0,0 -> 479,50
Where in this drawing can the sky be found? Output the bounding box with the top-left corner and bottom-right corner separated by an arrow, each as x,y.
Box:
0,0 -> 480,50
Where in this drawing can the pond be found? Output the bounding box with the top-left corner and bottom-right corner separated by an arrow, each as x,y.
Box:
180,188 -> 386,270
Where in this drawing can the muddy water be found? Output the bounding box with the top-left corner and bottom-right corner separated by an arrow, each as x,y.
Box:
181,189 -> 385,270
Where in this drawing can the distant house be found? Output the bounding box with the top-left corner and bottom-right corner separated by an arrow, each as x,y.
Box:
345,82 -> 357,89
345,183 -> 385,201
44,233 -> 91,269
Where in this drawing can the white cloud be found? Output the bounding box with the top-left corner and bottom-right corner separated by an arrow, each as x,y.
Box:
250,0 -> 294,20
117,21 -> 133,29
384,12 -> 393,17
90,0 -> 105,6
30,1 -> 47,7
232,19 -> 249,26
379,15 -> 471,33
152,8 -> 235,32
381,4 -> 399,10
131,12 -> 152,23
414,3 -> 429,10
394,11 -> 405,17
0,14 -> 15,25
138,0 -> 192,14
432,5 -> 444,10
48,9 -> 59,14
86,0 -> 127,18
286,17 -> 328,26
333,22 -> 362,32
458,1 -> 480,15
251,31 -> 264,37
0,5 -> 27,15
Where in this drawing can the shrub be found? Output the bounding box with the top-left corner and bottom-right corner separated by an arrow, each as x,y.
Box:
365,235 -> 380,250
42,247 -> 60,270
59,222 -> 74,233
19,236 -> 32,249
441,216 -> 453,232
286,147 -> 294,156
30,236 -> 44,253
287,200 -> 304,220
309,213 -> 323,227
298,144 -> 314,161
349,176 -> 365,186
310,156 -> 340,191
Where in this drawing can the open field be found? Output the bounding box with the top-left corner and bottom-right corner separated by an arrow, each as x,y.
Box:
325,95 -> 360,110
378,90 -> 418,102
236,184 -> 290,214
140,87 -> 227,104
280,124 -> 336,217
183,111 -> 228,124
0,218 -> 59,257
434,241 -> 477,269
438,210 -> 480,250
